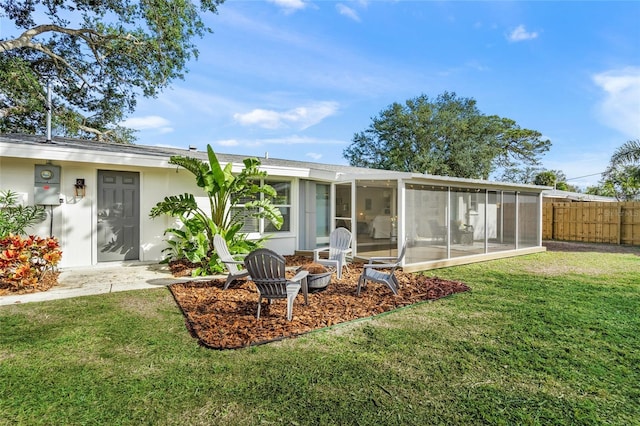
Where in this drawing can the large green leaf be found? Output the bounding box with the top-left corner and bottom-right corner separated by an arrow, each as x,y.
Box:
150,144 -> 286,275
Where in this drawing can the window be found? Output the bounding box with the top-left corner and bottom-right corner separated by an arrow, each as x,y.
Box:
264,180 -> 291,232
229,180 -> 291,234
230,193 -> 260,233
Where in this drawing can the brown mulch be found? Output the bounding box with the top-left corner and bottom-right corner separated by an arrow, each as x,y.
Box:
0,271 -> 60,296
168,256 -> 470,350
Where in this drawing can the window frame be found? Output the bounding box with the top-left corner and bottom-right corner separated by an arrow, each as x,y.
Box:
231,178 -> 294,236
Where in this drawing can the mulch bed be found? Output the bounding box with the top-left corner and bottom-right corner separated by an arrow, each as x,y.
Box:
168,256 -> 470,350
0,271 -> 59,296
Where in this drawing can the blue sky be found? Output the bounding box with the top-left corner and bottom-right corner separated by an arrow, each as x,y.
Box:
124,0 -> 640,189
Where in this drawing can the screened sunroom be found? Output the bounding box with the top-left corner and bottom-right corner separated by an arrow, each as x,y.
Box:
304,172 -> 546,273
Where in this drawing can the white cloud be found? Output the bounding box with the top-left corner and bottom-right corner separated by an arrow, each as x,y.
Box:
260,135 -> 343,145
218,139 -> 240,147
218,135 -> 344,147
336,4 -> 360,22
267,0 -> 306,12
233,101 -> 339,130
234,109 -> 282,129
592,66 -> 640,138
306,152 -> 323,160
507,25 -> 539,42
121,115 -> 173,133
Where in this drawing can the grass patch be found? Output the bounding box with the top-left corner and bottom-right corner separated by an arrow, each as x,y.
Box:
1,250 -> 639,425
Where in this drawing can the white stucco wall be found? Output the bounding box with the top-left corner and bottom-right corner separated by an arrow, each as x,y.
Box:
0,156 -> 205,268
0,155 -> 300,268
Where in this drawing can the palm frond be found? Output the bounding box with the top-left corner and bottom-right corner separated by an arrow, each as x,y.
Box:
149,193 -> 198,218
610,139 -> 640,166
169,156 -> 209,184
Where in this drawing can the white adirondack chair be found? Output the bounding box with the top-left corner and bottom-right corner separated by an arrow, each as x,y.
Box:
213,234 -> 250,290
312,227 -> 352,280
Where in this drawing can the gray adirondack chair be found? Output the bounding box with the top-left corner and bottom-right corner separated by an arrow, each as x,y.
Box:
213,234 -> 250,290
245,248 -> 309,321
356,240 -> 407,296
313,227 -> 352,280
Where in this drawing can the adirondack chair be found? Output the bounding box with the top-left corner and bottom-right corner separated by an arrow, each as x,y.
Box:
313,227 -> 352,280
245,248 -> 309,321
213,234 -> 250,290
356,240 -> 407,296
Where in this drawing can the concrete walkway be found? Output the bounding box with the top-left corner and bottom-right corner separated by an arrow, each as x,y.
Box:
0,262 -> 224,306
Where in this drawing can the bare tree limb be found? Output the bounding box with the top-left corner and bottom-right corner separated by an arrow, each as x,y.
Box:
0,25 -> 102,52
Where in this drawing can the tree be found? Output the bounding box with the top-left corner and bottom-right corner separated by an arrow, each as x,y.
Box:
499,165 -> 540,185
586,140 -> 640,201
343,92 -> 551,180
0,0 -> 224,143
587,166 -> 639,201
150,145 -> 283,276
609,139 -> 640,180
585,182 -> 616,198
532,169 -> 577,191
533,170 -> 557,187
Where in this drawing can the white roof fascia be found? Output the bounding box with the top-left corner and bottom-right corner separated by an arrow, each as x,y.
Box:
409,173 -> 550,192
340,170 -> 548,193
0,141 -> 172,169
257,165 -> 311,178
217,161 -> 311,178
341,171 -> 413,181
307,169 -> 347,181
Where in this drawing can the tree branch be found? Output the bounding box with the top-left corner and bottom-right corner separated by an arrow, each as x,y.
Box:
0,25 -> 101,52
1,25 -> 105,84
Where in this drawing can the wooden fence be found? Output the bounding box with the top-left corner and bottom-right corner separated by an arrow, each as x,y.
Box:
543,201 -> 640,245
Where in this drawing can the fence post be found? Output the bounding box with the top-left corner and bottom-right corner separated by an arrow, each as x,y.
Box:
617,204 -> 622,245
552,203 -> 556,240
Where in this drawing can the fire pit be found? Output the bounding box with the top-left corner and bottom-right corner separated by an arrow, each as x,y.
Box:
307,270 -> 332,292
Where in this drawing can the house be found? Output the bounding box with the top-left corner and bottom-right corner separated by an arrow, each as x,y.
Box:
0,133 -> 547,272
542,189 -> 617,203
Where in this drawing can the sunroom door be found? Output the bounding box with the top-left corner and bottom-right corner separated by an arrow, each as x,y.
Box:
334,182 -> 352,232
355,180 -> 397,258
315,183 -> 331,247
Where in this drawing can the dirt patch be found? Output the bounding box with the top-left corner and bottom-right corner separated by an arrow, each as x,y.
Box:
169,256 -> 470,350
543,240 -> 640,255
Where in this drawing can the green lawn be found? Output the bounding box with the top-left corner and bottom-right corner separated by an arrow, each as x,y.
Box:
1,249 -> 639,425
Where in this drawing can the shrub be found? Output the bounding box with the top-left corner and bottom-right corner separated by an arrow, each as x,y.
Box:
0,190 -> 47,238
150,145 -> 282,276
0,234 -> 62,291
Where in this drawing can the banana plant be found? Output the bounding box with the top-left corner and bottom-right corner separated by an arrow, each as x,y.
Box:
159,214 -> 207,263
150,145 -> 283,275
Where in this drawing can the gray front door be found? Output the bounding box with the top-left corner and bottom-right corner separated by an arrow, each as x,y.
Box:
97,170 -> 140,262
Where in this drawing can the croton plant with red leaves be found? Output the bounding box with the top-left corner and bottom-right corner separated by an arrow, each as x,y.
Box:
0,234 -> 62,290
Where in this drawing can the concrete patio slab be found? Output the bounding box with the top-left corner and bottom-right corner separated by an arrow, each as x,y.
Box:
0,262 -> 225,306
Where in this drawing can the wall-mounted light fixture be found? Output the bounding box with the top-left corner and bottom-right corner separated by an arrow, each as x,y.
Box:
74,178 -> 86,197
